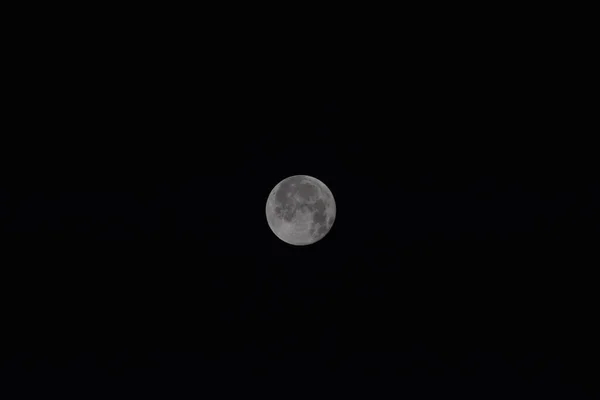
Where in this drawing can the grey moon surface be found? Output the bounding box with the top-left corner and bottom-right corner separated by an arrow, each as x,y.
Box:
266,175 -> 336,245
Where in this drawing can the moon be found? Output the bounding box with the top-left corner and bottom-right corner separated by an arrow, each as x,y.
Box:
266,175 -> 336,245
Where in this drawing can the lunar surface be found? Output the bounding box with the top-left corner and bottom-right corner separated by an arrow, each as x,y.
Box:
266,175 -> 336,245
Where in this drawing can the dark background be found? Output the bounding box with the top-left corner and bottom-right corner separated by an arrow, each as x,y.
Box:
1,9 -> 597,399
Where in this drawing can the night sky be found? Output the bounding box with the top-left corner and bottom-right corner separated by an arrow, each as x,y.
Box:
1,12 -> 597,399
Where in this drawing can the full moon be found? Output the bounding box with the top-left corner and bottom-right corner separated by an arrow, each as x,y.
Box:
266,175 -> 336,245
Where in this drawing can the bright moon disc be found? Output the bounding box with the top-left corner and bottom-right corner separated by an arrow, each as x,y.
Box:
266,175 -> 336,245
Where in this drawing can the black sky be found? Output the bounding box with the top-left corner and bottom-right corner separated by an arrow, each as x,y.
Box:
1,11 -> 598,399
